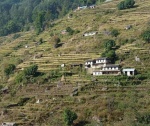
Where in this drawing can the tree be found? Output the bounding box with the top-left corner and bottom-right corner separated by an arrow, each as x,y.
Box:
34,11 -> 45,34
106,50 -> 116,60
104,39 -> 116,51
4,64 -> 16,76
63,108 -> 77,126
141,29 -> 150,43
124,0 -> 135,9
15,64 -> 38,84
66,27 -> 74,35
102,50 -> 116,62
15,72 -> 26,84
51,36 -> 61,48
24,64 -> 38,76
117,0 -> 135,10
117,1 -> 125,10
111,29 -> 120,37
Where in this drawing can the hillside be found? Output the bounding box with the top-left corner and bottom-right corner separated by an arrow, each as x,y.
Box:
0,0 -> 97,36
0,0 -> 150,125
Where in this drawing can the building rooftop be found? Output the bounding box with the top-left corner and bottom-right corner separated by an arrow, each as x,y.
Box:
93,70 -> 120,72
122,68 -> 135,71
104,64 -> 120,67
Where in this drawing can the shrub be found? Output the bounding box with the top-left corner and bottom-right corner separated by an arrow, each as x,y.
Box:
15,72 -> 26,84
18,97 -> 30,106
117,0 -> 135,10
111,29 -> 120,37
117,1 -> 125,10
136,112 -> 150,124
24,64 -> 38,76
141,29 -> 150,43
66,27 -> 74,35
101,50 -> 116,62
51,36 -> 61,48
15,65 -> 38,84
63,108 -> 77,126
104,39 -> 116,51
13,34 -> 21,39
4,64 -> 16,76
124,0 -> 135,8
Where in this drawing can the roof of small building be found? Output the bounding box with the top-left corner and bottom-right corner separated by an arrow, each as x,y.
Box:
2,122 -> 16,126
122,68 -> 135,71
93,70 -> 120,72
93,63 -> 105,66
83,31 -> 97,35
104,64 -> 120,67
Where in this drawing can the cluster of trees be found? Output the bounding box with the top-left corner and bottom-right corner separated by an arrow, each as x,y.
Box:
15,64 -> 38,84
0,0 -> 100,36
102,39 -> 116,62
66,27 -> 80,35
117,0 -> 135,10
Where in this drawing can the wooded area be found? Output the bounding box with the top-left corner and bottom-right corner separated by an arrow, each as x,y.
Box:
0,0 -> 99,36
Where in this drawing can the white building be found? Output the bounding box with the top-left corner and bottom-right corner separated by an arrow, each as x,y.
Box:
83,31 -> 98,37
1,122 -> 17,126
77,6 -> 87,10
95,57 -> 110,64
122,68 -> 136,76
93,64 -> 121,76
85,59 -> 96,68
85,57 -> 111,69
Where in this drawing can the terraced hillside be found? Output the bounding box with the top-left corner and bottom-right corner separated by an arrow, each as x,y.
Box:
0,0 -> 150,125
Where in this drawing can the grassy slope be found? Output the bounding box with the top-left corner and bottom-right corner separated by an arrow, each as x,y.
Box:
0,0 -> 150,125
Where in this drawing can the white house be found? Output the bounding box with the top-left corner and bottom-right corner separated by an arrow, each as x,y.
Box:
77,6 -> 87,10
93,64 -> 121,76
122,68 -> 136,76
102,64 -> 119,71
95,57 -> 110,64
85,59 -> 96,68
92,57 -> 111,68
1,122 -> 17,126
83,31 -> 98,37
85,57 -> 111,69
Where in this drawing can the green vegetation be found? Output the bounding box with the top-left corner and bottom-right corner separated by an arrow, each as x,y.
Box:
15,65 -> 38,84
104,39 -> 116,50
24,64 -> 38,76
0,0 -> 150,125
141,29 -> 150,43
102,39 -> 116,62
111,28 -> 120,37
117,0 -> 135,10
0,0 -> 99,36
51,36 -> 61,48
66,27 -> 75,35
136,112 -> 150,124
63,108 -> 77,126
4,64 -> 16,76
